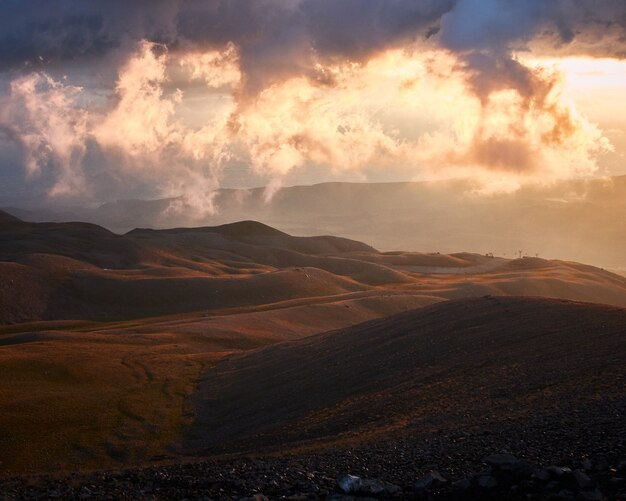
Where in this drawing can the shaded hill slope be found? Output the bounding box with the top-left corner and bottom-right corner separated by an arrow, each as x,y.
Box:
0,210 -> 152,269
2,210 -> 626,324
186,296 -> 626,455
0,210 -> 21,226
0,214 -> 400,323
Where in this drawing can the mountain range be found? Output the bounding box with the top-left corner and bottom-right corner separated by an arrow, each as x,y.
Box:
5,176 -> 626,270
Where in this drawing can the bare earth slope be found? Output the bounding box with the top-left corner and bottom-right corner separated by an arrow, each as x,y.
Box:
186,296 -> 626,456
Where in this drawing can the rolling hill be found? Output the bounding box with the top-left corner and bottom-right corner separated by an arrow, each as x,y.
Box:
2,210 -> 626,325
0,210 -> 625,482
186,296 -> 626,458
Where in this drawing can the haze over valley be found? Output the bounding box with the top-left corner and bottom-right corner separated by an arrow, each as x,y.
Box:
6,175 -> 626,272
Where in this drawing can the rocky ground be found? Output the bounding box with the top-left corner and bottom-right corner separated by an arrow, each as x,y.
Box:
1,420 -> 624,501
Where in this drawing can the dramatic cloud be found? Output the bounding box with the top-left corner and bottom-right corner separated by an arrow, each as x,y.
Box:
0,72 -> 88,196
180,43 -> 241,89
0,0 -> 624,207
2,0 -> 624,72
0,0 -> 181,70
91,41 -> 236,215
94,41 -> 183,157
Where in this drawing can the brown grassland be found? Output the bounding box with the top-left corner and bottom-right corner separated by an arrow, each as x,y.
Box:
1,211 -> 625,474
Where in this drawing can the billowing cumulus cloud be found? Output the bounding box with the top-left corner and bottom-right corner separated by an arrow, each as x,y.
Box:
0,72 -> 88,196
94,41 -> 183,157
0,0 -> 624,208
180,43 -> 241,89
91,41 -> 236,215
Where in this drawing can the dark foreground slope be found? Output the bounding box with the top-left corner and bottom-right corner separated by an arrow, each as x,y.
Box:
186,296 -> 626,456
3,297 -> 624,500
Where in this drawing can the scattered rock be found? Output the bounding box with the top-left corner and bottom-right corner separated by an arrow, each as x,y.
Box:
451,478 -> 471,492
557,488 -> 575,500
326,495 -> 355,501
476,474 -> 498,489
609,477 -> 625,488
547,480 -> 563,491
414,470 -> 448,491
78,486 -> 92,500
484,452 -> 532,482
571,469 -> 594,490
337,474 -> 361,494
548,465 -> 573,477
483,452 -> 518,470
575,489 -> 604,501
531,468 -> 552,482
1,448 -> 624,500
357,478 -> 401,496
336,473 -> 401,497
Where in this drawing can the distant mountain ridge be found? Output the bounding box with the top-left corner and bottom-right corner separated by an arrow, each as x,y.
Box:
4,176 -> 626,268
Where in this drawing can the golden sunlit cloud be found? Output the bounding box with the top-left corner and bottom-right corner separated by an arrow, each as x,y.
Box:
94,41 -> 183,157
231,48 -> 611,193
180,43 -> 241,89
524,57 -> 626,127
93,41 -> 237,215
0,39 -> 616,208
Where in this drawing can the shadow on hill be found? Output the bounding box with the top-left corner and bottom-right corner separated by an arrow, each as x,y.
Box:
185,296 -> 626,456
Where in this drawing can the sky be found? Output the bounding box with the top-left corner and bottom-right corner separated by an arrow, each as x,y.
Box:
0,0 -> 625,212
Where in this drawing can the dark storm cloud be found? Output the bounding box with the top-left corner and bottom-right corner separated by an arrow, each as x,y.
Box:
431,0 -> 626,141
297,0 -> 456,59
1,0 -> 625,88
0,0 -> 455,96
175,0 -> 457,93
0,0 -> 181,70
438,0 -> 626,56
